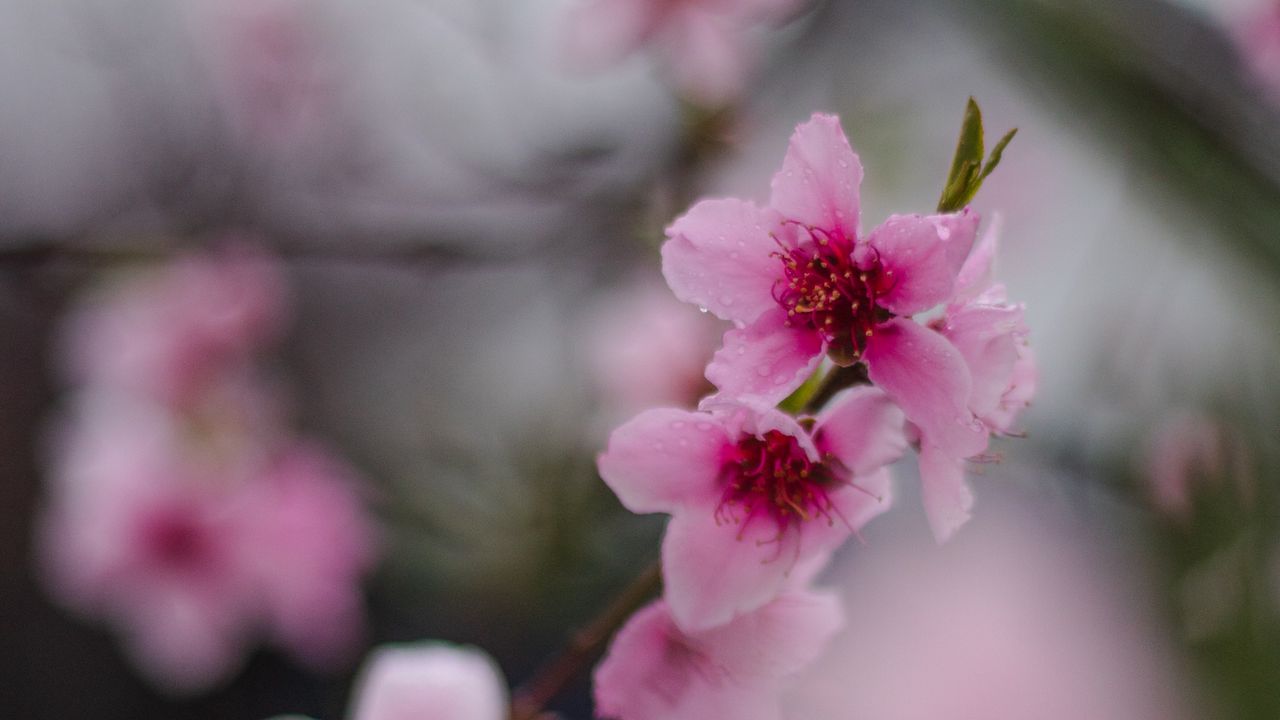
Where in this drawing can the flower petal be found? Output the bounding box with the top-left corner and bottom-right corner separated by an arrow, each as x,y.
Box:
863,319 -> 987,459
940,302 -> 1024,424
769,113 -> 861,240
812,386 -> 907,476
594,600 -> 780,720
951,214 -> 1000,305
598,409 -> 730,515
662,198 -> 784,324
662,508 -> 798,632
917,444 -> 972,543
866,209 -> 979,316
705,309 -> 823,406
695,589 -> 844,681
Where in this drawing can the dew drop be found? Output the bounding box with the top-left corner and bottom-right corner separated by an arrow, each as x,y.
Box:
729,251 -> 740,260
721,296 -> 735,306
937,224 -> 952,241
756,365 -> 772,377
698,306 -> 709,314
671,420 -> 687,430
736,345 -> 747,355
696,422 -> 713,431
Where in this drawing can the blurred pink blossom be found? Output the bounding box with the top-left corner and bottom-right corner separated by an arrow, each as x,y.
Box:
564,0 -> 806,105
594,589 -> 843,720
1140,410 -> 1226,521
784,509 -> 1193,720
193,0 -> 336,146
40,246 -> 376,692
60,244 -> 286,407
38,397 -> 264,691
239,443 -> 379,669
1236,2 -> 1280,102
585,277 -> 721,414
347,642 -> 508,720
39,395 -> 378,691
597,389 -> 901,630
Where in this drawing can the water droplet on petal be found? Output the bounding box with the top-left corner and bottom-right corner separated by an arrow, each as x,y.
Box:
696,422 -> 713,431
671,421 -> 686,430
756,365 -> 772,377
698,306 -> 709,314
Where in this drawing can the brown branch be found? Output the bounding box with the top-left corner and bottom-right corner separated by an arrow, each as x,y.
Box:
508,561 -> 662,720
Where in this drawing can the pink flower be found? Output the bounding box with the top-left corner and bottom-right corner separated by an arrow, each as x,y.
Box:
1236,2 -> 1280,103
597,387 -> 903,630
918,221 -> 1037,541
594,589 -> 843,720
1140,411 -> 1227,521
38,392 -> 378,690
38,397 -> 262,691
239,443 -> 379,669
564,0 -> 806,105
347,642 -> 508,720
585,277 -> 721,414
60,244 -> 285,406
662,113 -> 988,471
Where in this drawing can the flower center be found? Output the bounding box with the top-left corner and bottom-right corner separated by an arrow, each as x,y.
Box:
716,430 -> 840,535
771,227 -> 892,364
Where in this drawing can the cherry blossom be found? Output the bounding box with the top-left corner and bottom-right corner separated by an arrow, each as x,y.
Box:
662,113 -> 988,479
919,221 -> 1036,541
597,387 -> 903,630
564,0 -> 806,105
594,589 -> 843,720
59,244 -> 285,407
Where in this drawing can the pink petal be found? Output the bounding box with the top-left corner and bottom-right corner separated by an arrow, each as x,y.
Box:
662,198 -> 784,324
705,309 -> 823,406
696,589 -> 844,681
349,643 -> 508,720
598,408 -> 730,514
593,601 -> 779,720
917,444 -> 973,543
866,209 -> 979,316
863,319 -> 987,459
812,386 -> 907,476
987,345 -> 1037,434
661,507 -> 799,631
951,214 -> 1001,305
768,113 -> 862,240
940,302 -> 1024,424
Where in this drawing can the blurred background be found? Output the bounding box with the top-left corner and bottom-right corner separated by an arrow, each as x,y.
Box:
2,0 -> 1279,718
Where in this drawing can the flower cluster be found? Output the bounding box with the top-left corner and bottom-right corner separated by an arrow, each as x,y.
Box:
591,112 -> 1035,719
37,245 -> 378,692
